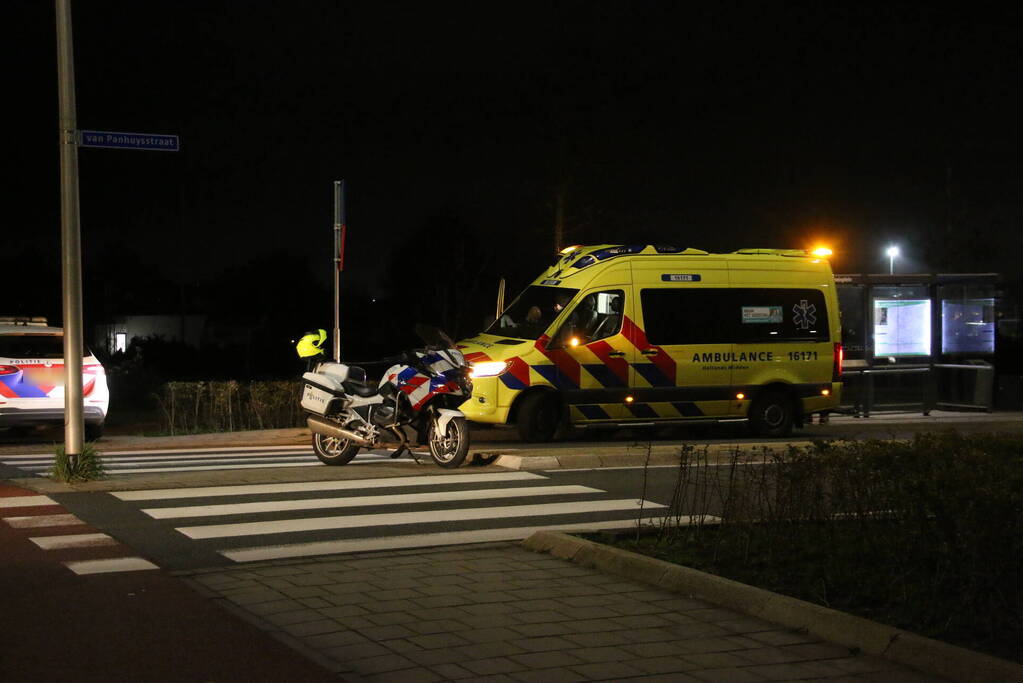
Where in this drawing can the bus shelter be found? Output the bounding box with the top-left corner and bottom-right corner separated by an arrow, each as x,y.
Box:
834,273 -> 1009,416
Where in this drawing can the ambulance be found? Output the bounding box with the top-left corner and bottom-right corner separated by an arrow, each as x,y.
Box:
457,244 -> 842,440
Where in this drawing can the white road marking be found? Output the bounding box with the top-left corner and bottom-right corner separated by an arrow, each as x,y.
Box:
552,465 -> 681,472
178,499 -> 665,539
0,445 -> 312,458
31,533 -> 117,550
113,472 -> 546,501
0,495 -> 56,508
142,485 -> 603,519
63,557 -> 158,574
0,446 -> 429,463
221,518 -> 671,562
551,463 -> 769,472
0,453 -> 317,465
3,513 -> 81,528
65,462 -> 326,475
4,454 -> 421,476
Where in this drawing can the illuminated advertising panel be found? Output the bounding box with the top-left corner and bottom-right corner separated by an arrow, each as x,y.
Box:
942,299 -> 995,354
873,299 -> 931,357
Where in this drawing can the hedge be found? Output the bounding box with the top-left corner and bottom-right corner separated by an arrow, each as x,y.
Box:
155,380 -> 305,434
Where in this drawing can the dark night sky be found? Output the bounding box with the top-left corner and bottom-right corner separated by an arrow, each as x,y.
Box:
8,1 -> 1023,326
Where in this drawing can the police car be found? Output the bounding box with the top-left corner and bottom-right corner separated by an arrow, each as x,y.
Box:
0,318 -> 109,439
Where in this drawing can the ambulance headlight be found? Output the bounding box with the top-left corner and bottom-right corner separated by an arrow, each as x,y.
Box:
470,361 -> 509,378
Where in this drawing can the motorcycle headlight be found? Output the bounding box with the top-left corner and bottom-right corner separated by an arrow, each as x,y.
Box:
469,360 -> 509,378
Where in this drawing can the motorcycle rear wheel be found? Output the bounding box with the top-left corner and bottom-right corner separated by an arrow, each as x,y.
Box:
312,433 -> 359,465
428,415 -> 469,468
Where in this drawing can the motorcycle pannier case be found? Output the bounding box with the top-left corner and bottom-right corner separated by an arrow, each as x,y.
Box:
300,363 -> 353,415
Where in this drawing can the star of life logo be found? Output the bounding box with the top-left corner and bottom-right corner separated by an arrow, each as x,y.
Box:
792,300 -> 817,330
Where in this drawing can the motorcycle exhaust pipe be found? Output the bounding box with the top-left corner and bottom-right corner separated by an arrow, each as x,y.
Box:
307,415 -> 373,447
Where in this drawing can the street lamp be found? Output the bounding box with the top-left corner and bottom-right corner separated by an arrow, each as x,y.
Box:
886,245 -> 900,274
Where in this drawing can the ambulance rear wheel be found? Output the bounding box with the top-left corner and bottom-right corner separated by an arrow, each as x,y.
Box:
749,391 -> 794,438
312,433 -> 359,465
517,392 -> 560,442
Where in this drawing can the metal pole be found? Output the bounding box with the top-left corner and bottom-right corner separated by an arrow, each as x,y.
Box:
495,278 -> 506,319
333,180 -> 346,362
889,255 -> 894,274
56,0 -> 85,459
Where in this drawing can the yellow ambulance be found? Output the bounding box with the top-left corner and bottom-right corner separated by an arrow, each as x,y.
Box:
457,244 -> 842,440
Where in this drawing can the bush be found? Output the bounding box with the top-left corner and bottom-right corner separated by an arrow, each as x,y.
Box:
155,380 -> 304,434
626,432 -> 1023,662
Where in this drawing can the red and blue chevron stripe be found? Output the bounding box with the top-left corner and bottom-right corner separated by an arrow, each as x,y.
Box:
0,364 -> 96,399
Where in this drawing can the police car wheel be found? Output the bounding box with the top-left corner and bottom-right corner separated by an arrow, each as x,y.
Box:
517,392 -> 560,442
749,391 -> 794,438
312,433 -> 359,465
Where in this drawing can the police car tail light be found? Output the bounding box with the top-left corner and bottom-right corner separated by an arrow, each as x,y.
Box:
833,343 -> 843,380
0,365 -> 19,375
469,361 -> 509,379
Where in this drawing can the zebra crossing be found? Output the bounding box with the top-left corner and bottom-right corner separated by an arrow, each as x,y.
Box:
0,444 -> 424,477
110,471 -> 669,565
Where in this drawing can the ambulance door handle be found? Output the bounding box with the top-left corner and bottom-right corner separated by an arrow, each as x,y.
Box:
641,349 -> 658,356
608,351 -> 625,357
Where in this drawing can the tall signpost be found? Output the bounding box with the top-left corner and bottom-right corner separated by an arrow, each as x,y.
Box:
55,0 -> 180,464
333,180 -> 347,362
55,0 -> 85,463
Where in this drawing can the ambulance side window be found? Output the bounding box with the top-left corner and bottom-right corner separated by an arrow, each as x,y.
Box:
640,289 -> 725,344
732,289 -> 829,342
560,290 -> 624,345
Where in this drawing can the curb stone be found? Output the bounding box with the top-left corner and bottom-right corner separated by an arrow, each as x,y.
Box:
495,441 -> 816,470
521,530 -> 1023,683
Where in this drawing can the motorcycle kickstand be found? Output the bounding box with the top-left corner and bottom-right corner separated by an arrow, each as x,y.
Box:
387,428 -> 416,461
406,444 -> 424,465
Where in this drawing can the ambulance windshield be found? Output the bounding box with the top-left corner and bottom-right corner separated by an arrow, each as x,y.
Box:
487,286 -> 579,340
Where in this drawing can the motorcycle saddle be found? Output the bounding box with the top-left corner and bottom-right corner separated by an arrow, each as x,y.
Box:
341,366 -> 378,398
343,380 -> 378,398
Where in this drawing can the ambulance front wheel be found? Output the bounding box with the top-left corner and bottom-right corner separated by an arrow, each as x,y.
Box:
517,392 -> 561,442
749,391 -> 794,438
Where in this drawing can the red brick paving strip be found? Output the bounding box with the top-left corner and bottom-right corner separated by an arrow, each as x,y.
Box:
0,483 -> 340,682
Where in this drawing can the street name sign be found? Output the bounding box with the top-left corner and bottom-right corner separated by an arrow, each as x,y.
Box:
78,130 -> 180,152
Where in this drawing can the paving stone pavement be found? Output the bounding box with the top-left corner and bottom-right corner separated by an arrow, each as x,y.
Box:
182,543 -> 944,682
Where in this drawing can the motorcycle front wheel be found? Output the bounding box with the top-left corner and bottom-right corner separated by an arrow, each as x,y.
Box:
428,415 -> 469,468
312,432 -> 359,465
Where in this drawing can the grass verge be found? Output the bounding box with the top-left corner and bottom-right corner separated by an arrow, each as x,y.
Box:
602,432 -> 1022,664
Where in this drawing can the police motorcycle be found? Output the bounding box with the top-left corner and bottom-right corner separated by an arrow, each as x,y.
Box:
297,325 -> 473,468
